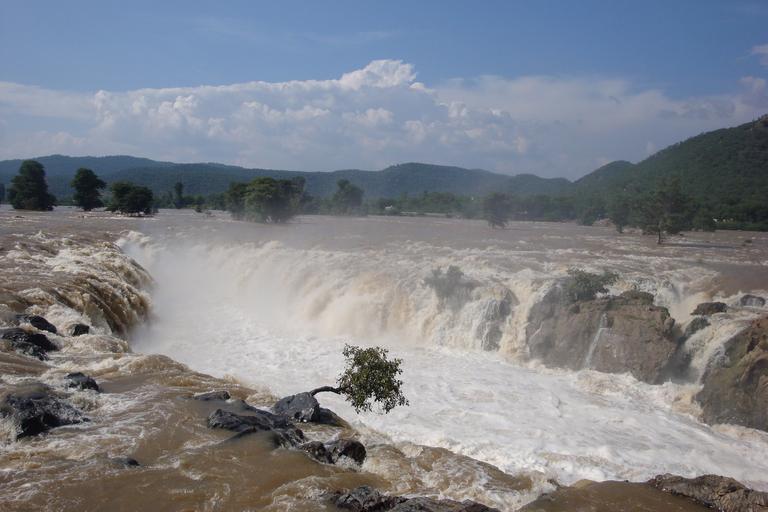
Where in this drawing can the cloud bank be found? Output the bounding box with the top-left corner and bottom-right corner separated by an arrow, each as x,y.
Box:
0,59 -> 766,178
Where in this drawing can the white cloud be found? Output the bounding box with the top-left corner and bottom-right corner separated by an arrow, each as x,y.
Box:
752,44 -> 768,66
0,59 -> 766,178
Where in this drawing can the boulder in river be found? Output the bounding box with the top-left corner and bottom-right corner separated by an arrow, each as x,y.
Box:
193,390 -> 231,401
272,391 -> 342,426
15,314 -> 57,334
330,486 -> 499,512
301,438 -> 366,465
526,287 -> 681,383
1,327 -> 58,360
695,315 -> 768,431
70,324 -> 91,336
648,474 -> 768,512
691,302 -> 727,316
207,404 -> 305,448
0,383 -> 86,438
683,317 -> 710,339
65,372 -> 100,392
741,294 -> 766,308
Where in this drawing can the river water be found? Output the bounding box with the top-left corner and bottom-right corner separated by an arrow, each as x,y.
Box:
2,207 -> 767,510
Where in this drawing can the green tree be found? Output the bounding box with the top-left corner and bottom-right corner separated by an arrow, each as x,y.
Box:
7,160 -> 57,211
607,194 -> 631,233
226,177 -> 303,223
107,182 -> 154,216
564,268 -> 619,302
310,344 -> 408,414
332,179 -> 364,214
173,182 -> 184,209
637,177 -> 693,244
482,192 -> 510,228
0,183 -> 5,204
71,168 -> 106,211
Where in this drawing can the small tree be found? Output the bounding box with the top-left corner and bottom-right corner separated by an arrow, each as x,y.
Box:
332,179 -> 364,215
607,194 -> 631,233
564,268 -> 619,302
107,182 -> 154,216
71,168 -> 106,211
7,160 -> 56,211
638,177 -> 693,244
482,192 -> 511,228
310,344 -> 408,414
173,182 -> 184,209
0,183 -> 5,204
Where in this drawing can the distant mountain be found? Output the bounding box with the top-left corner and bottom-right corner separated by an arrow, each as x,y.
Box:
0,157 -> 573,200
576,116 -> 768,207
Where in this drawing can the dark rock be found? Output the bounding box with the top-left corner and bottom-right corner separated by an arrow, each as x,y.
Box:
696,315 -> 768,431
741,294 -> 766,308
330,486 -> 499,512
325,438 -> 366,465
526,287 -> 681,383
683,317 -> 710,339
301,438 -> 367,465
1,328 -> 58,360
111,456 -> 140,468
0,384 -> 86,438
70,324 -> 90,336
193,390 -> 230,401
207,407 -> 304,447
648,474 -> 768,512
273,392 -> 321,422
65,372 -> 100,392
691,302 -> 727,316
15,314 -> 57,334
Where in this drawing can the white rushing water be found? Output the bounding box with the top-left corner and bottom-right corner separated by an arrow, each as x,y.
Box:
120,219 -> 768,500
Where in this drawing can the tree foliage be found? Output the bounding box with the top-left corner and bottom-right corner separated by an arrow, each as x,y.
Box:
311,344 -> 408,414
564,268 -> 619,302
7,160 -> 57,211
107,182 -> 154,216
636,177 -> 694,244
0,183 -> 5,204
482,193 -> 511,228
331,179 -> 364,214
225,177 -> 305,223
71,168 -> 106,211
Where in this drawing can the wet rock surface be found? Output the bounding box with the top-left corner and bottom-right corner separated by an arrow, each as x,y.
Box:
0,383 -> 86,438
15,314 -> 58,334
65,372 -> 100,391
683,317 -> 710,339
330,485 -> 500,512
526,287 -> 681,383
696,315 -> 768,431
273,391 -> 343,426
1,327 -> 58,360
741,294 -> 767,308
691,301 -> 728,316
193,390 -> 231,401
648,474 -> 768,512
207,401 -> 306,448
70,323 -> 91,336
301,438 -> 366,465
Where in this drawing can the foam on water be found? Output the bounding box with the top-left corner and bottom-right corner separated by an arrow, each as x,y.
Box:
126,232 -> 768,495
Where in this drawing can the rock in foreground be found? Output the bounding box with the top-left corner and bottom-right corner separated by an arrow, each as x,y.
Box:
696,315 -> 768,431
649,474 -> 768,512
330,486 -> 499,512
0,383 -> 86,438
65,372 -> 100,392
691,302 -> 728,316
1,328 -> 58,360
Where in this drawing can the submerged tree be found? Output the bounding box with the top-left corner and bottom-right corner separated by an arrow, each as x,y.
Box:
71,168 -> 106,211
637,177 -> 693,244
331,179 -> 364,215
173,182 -> 184,209
482,192 -> 511,228
7,160 -> 56,211
107,181 -> 154,216
310,344 -> 408,414
564,268 -> 619,302
0,183 -> 5,204
226,177 -> 304,223
606,194 -> 631,233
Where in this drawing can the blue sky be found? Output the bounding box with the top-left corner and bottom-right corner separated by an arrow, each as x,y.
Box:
1,0 -> 767,178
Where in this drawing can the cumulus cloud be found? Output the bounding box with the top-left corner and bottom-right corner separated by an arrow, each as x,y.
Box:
0,59 -> 766,178
753,44 -> 768,66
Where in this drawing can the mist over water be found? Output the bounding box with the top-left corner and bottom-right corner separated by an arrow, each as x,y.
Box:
122,213 -> 768,496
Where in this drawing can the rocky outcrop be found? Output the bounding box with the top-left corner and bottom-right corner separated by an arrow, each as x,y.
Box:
692,302 -> 728,316
15,314 -> 58,334
193,390 -> 231,401
683,317 -> 710,339
301,438 -> 366,465
330,486 -> 499,512
526,287 -> 681,383
741,294 -> 766,308
65,372 -> 100,392
696,315 -> 768,431
272,391 -> 342,425
1,327 -> 58,360
0,383 -> 86,438
649,474 -> 768,512
207,405 -> 305,448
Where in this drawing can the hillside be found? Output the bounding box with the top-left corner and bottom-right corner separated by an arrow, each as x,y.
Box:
0,158 -> 572,200
576,116 -> 768,207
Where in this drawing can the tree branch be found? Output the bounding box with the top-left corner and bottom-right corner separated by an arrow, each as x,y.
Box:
309,385 -> 343,396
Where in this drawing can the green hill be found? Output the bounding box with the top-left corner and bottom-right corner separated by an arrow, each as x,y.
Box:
0,158 -> 572,200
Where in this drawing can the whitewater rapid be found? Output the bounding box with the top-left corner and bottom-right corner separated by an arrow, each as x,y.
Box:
121,219 -> 768,496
